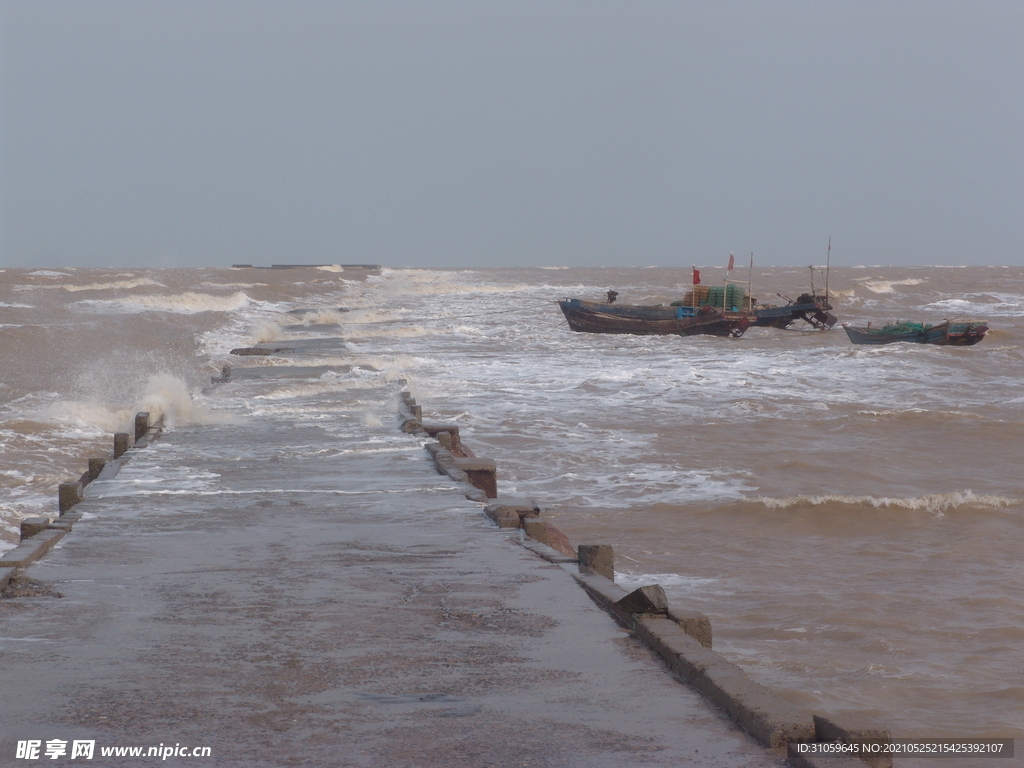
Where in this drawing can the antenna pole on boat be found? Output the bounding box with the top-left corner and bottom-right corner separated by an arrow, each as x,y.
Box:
748,252 -> 753,311
825,237 -> 831,299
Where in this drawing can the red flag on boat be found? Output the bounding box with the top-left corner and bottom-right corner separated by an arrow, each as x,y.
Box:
692,268 -> 701,285
727,252 -> 735,271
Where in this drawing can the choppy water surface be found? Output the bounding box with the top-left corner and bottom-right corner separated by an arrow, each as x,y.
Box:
2,264 -> 1022,759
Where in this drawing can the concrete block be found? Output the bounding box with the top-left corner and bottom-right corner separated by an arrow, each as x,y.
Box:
0,529 -> 67,569
484,506 -> 522,529
424,441 -> 446,463
88,458 -> 107,481
114,432 -> 133,458
515,509 -> 539,524
578,544 -> 614,581
423,424 -> 463,454
666,604 -> 713,649
58,482 -> 82,514
484,499 -> 540,529
411,405 -> 422,420
520,517 -> 544,538
20,517 -> 50,541
452,457 -> 497,499
424,443 -> 463,480
134,411 -> 150,441
614,584 -> 668,615
518,537 -> 578,564
422,423 -> 460,442
0,568 -> 13,590
521,518 -> 575,557
813,715 -> 892,768
451,455 -> 496,470
401,418 -> 423,434
134,416 -> 164,448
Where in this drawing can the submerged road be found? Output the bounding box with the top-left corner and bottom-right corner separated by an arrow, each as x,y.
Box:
1,384 -> 783,767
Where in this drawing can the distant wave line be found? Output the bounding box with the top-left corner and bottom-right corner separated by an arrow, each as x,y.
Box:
755,491 -> 1017,512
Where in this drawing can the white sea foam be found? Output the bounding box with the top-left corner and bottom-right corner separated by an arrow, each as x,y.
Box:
341,307 -> 401,324
253,369 -> 392,401
196,282 -> 266,290
860,278 -> 926,294
28,270 -> 71,278
924,293 -> 1024,317
77,291 -> 251,315
292,309 -> 348,326
757,491 -> 1016,514
61,278 -> 165,292
616,572 -> 720,592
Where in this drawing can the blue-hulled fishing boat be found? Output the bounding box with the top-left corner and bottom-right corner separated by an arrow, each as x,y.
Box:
843,320 -> 988,346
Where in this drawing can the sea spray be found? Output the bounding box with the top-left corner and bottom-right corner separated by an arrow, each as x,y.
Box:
136,374 -> 243,429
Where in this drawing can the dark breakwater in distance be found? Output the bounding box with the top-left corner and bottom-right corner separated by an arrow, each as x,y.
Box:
1,263 -> 1022,764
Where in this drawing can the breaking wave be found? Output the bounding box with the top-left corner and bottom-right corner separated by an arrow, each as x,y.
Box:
858,278 -> 926,294
77,291 -> 251,314
757,491 -> 1016,514
41,374 -> 240,432
61,278 -> 165,292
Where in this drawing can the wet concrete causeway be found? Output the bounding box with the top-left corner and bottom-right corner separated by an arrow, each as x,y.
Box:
1,391 -> 785,767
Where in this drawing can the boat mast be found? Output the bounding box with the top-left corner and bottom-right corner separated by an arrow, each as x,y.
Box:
748,252 -> 753,310
825,237 -> 831,299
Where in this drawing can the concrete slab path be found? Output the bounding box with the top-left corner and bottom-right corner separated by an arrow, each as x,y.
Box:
1,390 -> 784,767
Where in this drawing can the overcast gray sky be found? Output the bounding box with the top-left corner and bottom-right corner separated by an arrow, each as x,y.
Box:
1,1 -> 1021,268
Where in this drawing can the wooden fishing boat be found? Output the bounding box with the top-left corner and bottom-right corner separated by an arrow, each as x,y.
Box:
558,298 -> 750,337
843,320 -> 988,346
750,293 -> 836,330
557,290 -> 834,338
558,252 -> 838,338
